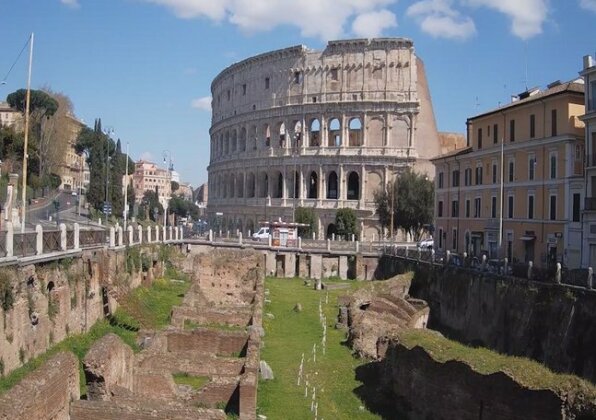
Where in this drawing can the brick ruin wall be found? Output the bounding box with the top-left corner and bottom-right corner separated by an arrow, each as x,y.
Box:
0,247 -> 156,377
377,341 -> 596,420
0,352 -> 79,420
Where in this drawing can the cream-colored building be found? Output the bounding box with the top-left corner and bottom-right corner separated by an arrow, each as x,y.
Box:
0,102 -> 21,129
206,38 -> 440,239
132,160 -> 171,203
432,80 -> 585,268
58,113 -> 88,192
581,54 -> 596,267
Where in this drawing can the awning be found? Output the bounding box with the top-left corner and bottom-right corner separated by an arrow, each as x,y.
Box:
520,236 -> 536,241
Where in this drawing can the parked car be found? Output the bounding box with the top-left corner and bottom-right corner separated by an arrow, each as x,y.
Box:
252,227 -> 270,240
417,237 -> 434,249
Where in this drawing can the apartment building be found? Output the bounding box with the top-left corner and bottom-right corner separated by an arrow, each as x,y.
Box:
57,113 -> 88,192
0,102 -> 21,129
581,54 -> 596,267
132,160 -> 171,203
432,80 -> 585,268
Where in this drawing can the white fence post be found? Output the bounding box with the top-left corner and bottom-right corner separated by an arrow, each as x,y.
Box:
59,223 -> 67,251
35,224 -> 43,255
6,222 -> 13,257
74,223 -> 80,250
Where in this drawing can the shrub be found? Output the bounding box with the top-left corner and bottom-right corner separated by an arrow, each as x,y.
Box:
0,272 -> 14,312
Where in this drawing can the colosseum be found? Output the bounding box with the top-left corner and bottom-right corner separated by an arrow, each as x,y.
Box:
207,38 -> 440,240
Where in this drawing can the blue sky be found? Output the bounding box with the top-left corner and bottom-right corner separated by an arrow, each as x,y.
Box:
1,0 -> 595,187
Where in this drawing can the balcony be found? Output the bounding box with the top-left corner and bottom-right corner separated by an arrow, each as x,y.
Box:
585,197 -> 596,211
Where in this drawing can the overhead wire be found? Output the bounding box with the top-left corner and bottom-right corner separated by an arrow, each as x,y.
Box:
1,35 -> 30,83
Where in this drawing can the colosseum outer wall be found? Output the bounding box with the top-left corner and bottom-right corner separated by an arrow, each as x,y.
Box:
206,38 -> 440,240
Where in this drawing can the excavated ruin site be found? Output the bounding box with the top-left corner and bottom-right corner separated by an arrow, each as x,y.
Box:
0,248 -> 264,420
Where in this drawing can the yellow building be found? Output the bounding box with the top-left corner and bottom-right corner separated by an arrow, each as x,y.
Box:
432,80 -> 585,268
57,113 -> 87,192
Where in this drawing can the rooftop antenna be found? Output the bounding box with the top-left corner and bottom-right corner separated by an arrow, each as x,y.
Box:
523,42 -> 529,91
475,96 -> 480,111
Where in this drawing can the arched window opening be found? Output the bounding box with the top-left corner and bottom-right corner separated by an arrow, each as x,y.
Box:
347,172 -> 360,200
326,223 -> 337,239
277,122 -> 286,148
294,171 -> 300,199
259,173 -> 269,198
236,174 -> 244,198
274,172 -> 283,199
292,121 -> 302,149
251,125 -> 258,150
308,171 -> 318,199
310,119 -> 321,147
327,172 -> 338,199
328,118 -> 341,147
240,127 -> 247,152
247,173 -> 255,198
224,132 -> 230,155
348,118 -> 362,147
263,124 -> 271,148
231,130 -> 237,152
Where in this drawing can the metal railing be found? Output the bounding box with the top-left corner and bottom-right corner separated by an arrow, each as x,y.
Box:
42,230 -> 61,253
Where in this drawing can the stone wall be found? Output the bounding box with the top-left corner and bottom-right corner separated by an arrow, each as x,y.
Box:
83,333 -> 134,400
373,340 -> 596,420
166,329 -> 248,355
0,352 -> 79,420
409,264 -> 596,383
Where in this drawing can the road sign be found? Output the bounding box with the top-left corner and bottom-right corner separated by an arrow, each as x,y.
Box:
103,201 -> 112,215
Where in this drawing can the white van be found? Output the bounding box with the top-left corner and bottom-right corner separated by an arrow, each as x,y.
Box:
252,227 -> 270,239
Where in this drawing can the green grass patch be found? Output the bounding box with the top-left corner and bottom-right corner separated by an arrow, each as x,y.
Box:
172,372 -> 209,390
398,329 -> 596,395
258,277 -> 380,420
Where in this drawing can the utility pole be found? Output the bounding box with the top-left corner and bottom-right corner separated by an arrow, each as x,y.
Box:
389,180 -> 394,240
20,33 -> 34,233
123,142 -> 129,231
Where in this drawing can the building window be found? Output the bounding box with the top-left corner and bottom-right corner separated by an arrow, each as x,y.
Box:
330,68 -> 339,81
508,195 -> 514,218
528,195 -> 534,219
242,84 -> 247,95
477,128 -> 483,149
550,152 -> 557,179
452,200 -> 459,217
452,228 -> 458,251
438,201 -> 443,217
465,199 -> 471,218
510,119 -> 515,142
438,228 -> 443,249
452,170 -> 460,187
464,168 -> 472,186
265,77 -> 270,89
474,198 -> 481,218
475,166 -> 483,185
573,193 -> 580,222
438,172 -> 444,189
530,114 -> 535,138
227,90 -> 231,100
493,124 -> 498,144
550,195 -> 557,220
590,80 -> 596,111
508,160 -> 515,182
529,155 -> 536,180
551,109 -> 557,136
492,163 -> 497,184
294,71 -> 302,84
491,196 -> 497,218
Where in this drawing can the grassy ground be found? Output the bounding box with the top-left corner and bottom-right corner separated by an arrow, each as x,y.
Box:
258,277 -> 381,420
0,268 -> 189,396
172,372 -> 209,390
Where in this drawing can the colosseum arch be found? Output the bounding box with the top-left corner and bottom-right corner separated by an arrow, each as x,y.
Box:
246,173 -> 256,197
292,120 -> 302,148
224,131 -> 230,155
236,173 -> 244,198
309,118 -> 321,147
348,118 -> 362,147
366,171 -> 383,201
272,171 -> 283,199
260,172 -> 270,197
229,176 -> 235,198
246,219 -> 255,235
308,171 -> 318,199
328,118 -> 341,146
327,171 -> 338,199
276,122 -> 286,148
367,117 -> 384,147
250,125 -> 257,150
231,129 -> 238,152
389,116 -> 409,148
239,127 -> 247,152
222,174 -> 229,198
263,123 -> 271,148
347,171 -> 360,200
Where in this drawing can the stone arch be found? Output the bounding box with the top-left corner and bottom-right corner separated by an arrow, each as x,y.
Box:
258,172 -> 268,197
222,174 -> 228,198
231,129 -> 238,152
326,223 -> 337,238
272,171 -> 283,199
224,131 -> 230,155
250,125 -> 257,150
348,117 -> 362,147
236,173 -> 244,198
309,118 -> 321,147
367,117 -> 384,147
308,171 -> 318,199
229,174 -> 235,198
347,171 -> 360,200
327,171 -> 338,199
389,116 -> 409,148
263,123 -> 271,148
364,225 -> 380,241
239,127 -> 247,152
246,219 -> 255,235
328,118 -> 341,147
276,122 -> 286,148
366,171 -> 383,201
247,173 -> 256,197
292,120 -> 302,148
47,281 -> 55,293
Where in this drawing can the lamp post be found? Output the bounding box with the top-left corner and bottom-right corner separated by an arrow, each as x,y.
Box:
123,142 -> 129,231
103,128 -> 114,225
20,33 -> 34,233
162,150 -> 172,226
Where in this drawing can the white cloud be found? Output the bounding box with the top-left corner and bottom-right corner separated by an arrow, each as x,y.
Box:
191,96 -> 212,111
465,0 -> 548,39
407,0 -> 476,40
580,0 -> 596,12
352,9 -> 398,38
60,0 -> 80,8
140,0 -> 398,40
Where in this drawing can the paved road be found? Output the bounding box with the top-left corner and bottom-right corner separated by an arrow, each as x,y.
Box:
25,192 -> 103,231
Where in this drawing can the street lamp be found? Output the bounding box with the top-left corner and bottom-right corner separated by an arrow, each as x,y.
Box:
162,150 -> 172,226
103,128 -> 115,225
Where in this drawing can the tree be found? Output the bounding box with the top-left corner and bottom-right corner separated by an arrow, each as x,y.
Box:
374,169 -> 434,241
335,208 -> 358,239
138,190 -> 163,222
294,207 -> 316,237
171,181 -> 179,192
